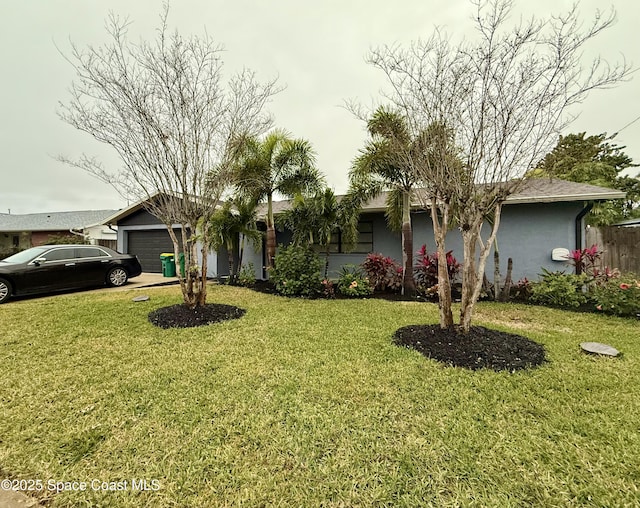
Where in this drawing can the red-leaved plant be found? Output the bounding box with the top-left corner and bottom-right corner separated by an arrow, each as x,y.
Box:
413,244 -> 461,293
361,253 -> 403,293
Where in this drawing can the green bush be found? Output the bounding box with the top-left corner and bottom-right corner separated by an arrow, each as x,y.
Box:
237,262 -> 257,287
337,265 -> 373,298
269,245 -> 322,297
592,274 -> 640,317
530,269 -> 591,309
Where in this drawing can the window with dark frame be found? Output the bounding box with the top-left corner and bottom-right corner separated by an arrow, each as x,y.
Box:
314,221 -> 373,254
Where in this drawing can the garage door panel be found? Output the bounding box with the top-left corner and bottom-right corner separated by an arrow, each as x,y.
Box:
127,229 -> 179,273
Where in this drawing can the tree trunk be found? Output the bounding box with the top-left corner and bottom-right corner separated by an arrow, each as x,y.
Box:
401,191 -> 416,297
459,226 -> 479,332
324,244 -> 331,280
266,193 -> 276,269
499,257 -> 513,302
227,242 -> 235,285
493,244 -> 500,301
459,204 -> 503,332
431,198 -> 454,328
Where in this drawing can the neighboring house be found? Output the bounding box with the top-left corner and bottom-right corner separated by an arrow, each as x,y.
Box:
0,209 -> 119,255
109,179 -> 625,281
612,217 -> 640,227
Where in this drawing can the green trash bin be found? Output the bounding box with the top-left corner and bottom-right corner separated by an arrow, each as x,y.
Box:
178,253 -> 185,277
160,253 -> 176,277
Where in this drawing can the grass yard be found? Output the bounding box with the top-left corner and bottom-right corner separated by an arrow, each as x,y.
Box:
1,285 -> 639,507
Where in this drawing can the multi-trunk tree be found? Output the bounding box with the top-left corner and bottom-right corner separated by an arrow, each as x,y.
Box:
367,0 -> 631,331
58,7 -> 278,308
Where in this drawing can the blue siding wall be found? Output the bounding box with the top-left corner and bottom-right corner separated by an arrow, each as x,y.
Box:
250,201 -> 586,281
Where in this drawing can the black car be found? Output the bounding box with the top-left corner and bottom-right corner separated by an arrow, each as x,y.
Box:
0,245 -> 142,304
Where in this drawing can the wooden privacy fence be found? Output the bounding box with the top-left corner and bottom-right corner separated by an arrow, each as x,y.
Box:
586,226 -> 640,274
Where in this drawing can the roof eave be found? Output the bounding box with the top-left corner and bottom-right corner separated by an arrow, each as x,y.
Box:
506,191 -> 625,204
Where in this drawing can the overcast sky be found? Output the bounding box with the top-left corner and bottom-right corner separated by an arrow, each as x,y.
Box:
1,0 -> 638,214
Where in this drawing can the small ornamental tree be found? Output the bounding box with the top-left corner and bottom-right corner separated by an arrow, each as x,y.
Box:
57,6 -> 278,308
367,0 -> 630,331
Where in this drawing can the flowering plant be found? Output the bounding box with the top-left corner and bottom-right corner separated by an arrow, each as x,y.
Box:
337,265 -> 373,298
592,274 -> 640,317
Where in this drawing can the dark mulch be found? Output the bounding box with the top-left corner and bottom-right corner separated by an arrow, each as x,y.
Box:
148,303 -> 246,329
394,324 -> 547,372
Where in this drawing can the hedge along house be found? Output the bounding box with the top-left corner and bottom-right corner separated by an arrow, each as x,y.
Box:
242,179 -> 625,282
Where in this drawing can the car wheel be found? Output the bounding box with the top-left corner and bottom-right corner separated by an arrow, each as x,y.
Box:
0,278 -> 12,304
107,267 -> 128,287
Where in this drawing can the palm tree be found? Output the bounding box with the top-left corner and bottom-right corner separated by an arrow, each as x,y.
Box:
208,197 -> 262,284
277,188 -> 358,278
348,107 -> 423,296
230,129 -> 323,268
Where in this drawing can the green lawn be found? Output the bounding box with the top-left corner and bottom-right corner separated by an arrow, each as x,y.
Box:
1,285 -> 639,507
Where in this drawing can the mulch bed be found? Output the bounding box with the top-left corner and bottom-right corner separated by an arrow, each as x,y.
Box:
394,324 -> 547,372
148,303 -> 246,329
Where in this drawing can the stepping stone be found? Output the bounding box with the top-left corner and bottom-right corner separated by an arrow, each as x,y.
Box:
132,295 -> 150,302
580,342 -> 620,357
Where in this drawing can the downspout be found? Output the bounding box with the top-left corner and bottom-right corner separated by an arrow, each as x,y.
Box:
574,202 -> 593,275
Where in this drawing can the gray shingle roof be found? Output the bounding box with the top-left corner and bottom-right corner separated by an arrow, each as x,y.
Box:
0,209 -> 119,232
257,179 -> 625,216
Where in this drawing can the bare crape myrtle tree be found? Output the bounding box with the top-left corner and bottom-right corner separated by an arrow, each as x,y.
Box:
58,6 -> 279,308
367,0 -> 631,332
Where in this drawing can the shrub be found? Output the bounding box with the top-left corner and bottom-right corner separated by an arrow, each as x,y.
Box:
320,279 -> 335,298
237,262 -> 256,287
269,245 -> 322,297
361,253 -> 402,293
414,245 -> 461,293
47,233 -> 89,245
337,265 -> 373,298
592,274 -> 640,317
511,277 -> 532,302
530,269 -> 591,309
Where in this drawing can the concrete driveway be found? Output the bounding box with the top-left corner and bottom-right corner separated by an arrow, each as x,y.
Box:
102,272 -> 179,291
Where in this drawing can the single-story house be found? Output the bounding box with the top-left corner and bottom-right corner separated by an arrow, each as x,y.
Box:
110,179 -> 624,281
241,178 -> 626,282
0,209 -> 119,256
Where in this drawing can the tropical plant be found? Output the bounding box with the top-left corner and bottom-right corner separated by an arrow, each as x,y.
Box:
237,262 -> 257,287
269,244 -> 323,297
564,244 -> 603,276
337,265 -> 373,298
277,188 -> 358,278
530,270 -> 591,309
361,253 -> 403,293
413,245 -> 461,294
229,129 -> 323,269
348,106 -> 428,297
207,197 -> 262,284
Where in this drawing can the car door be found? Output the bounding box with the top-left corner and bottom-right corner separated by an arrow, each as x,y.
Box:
27,247 -> 80,291
73,246 -> 113,286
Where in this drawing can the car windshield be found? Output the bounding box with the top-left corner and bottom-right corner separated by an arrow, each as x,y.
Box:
0,247 -> 50,264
